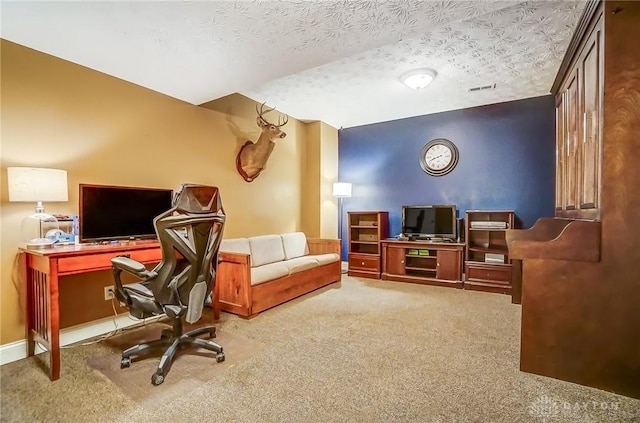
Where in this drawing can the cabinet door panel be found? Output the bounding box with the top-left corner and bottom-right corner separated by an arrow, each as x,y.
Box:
555,94 -> 566,213
385,247 -> 405,275
436,250 -> 460,281
579,22 -> 602,216
565,70 -> 580,213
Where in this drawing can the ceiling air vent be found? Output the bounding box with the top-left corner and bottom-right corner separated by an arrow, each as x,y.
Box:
468,83 -> 496,92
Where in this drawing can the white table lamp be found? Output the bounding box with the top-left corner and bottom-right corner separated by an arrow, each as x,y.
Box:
7,167 -> 69,248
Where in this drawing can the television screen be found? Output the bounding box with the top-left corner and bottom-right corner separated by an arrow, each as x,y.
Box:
402,205 -> 456,240
79,184 -> 173,242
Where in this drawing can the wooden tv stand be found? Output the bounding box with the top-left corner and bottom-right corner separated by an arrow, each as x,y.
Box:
381,239 -> 464,288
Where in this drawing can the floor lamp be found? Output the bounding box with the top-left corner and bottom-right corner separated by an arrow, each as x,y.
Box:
332,182 -> 352,274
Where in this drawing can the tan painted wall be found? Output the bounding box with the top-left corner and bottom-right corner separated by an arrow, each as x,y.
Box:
296,121 -> 339,239
203,101 -> 339,239
0,40 -> 337,345
301,122 -> 322,237
318,121 -> 339,239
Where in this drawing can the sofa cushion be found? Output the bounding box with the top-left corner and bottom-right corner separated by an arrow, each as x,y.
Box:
220,238 -> 251,255
281,232 -> 309,260
249,235 -> 286,267
251,263 -> 290,286
309,253 -> 340,265
282,256 -> 318,274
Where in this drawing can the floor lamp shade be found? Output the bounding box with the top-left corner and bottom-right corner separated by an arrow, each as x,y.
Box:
332,182 -> 352,198
332,182 -> 352,237
333,182 -> 352,272
7,167 -> 69,248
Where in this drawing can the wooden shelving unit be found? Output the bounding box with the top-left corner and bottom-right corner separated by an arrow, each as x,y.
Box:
347,211 -> 388,279
464,210 -> 515,294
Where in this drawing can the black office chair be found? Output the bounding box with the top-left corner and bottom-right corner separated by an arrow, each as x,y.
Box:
110,184 -> 226,385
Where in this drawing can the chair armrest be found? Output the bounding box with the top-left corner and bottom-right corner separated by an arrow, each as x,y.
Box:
111,255 -> 158,306
307,238 -> 340,255
111,256 -> 157,280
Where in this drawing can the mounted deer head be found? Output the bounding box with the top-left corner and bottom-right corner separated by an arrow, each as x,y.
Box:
236,102 -> 289,182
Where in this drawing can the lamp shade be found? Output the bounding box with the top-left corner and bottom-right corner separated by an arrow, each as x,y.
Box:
332,182 -> 352,198
7,167 -> 69,202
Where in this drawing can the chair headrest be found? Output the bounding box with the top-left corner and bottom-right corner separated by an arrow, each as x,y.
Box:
173,184 -> 224,215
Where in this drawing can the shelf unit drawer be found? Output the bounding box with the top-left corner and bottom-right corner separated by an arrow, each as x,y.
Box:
348,254 -> 380,272
465,262 -> 512,284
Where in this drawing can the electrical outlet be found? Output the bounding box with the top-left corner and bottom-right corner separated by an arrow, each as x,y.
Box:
104,285 -> 115,301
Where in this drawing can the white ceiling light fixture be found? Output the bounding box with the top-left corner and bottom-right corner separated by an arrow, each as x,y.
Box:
400,68 -> 437,90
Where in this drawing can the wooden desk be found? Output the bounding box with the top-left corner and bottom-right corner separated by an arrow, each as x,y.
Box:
19,241 -> 220,381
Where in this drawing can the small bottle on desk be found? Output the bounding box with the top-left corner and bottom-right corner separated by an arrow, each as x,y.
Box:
72,215 -> 80,245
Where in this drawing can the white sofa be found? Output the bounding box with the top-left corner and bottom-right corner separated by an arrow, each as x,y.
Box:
215,232 -> 341,318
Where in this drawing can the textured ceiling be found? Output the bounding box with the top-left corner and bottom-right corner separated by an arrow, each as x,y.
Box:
0,1 -> 586,129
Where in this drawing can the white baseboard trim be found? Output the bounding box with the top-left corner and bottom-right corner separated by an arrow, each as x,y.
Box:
0,314 -> 163,366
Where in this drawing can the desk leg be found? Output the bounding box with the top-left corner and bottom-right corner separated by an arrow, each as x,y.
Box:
21,253 -> 36,357
26,255 -> 61,381
48,260 -> 61,381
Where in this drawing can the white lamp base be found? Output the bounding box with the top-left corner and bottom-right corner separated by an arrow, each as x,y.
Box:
21,209 -> 60,248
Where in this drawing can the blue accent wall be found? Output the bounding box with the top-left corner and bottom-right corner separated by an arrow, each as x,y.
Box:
338,95 -> 556,256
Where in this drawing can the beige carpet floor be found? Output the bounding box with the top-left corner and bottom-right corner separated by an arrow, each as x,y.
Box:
1,276 -> 639,423
87,326 -> 262,408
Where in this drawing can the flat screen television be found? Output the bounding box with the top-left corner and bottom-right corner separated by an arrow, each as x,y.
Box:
79,184 -> 173,242
401,205 -> 457,240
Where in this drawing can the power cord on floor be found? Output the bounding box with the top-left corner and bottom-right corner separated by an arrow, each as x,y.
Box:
61,292 -> 156,348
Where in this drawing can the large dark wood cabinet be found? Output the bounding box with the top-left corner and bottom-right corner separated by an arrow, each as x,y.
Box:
347,211 -> 389,279
555,4 -> 603,220
381,240 -> 464,288
507,0 -> 640,400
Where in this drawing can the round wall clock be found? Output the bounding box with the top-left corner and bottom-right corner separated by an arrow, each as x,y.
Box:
419,138 -> 459,176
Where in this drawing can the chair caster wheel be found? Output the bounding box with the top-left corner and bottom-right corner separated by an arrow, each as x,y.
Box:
120,357 -> 131,369
216,352 -> 225,363
151,372 -> 165,385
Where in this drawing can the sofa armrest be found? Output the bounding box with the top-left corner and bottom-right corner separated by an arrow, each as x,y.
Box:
216,251 -> 253,316
219,251 -> 251,265
307,238 -> 340,255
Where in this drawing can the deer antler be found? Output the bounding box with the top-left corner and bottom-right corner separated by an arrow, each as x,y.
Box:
256,102 -> 288,127
256,102 -> 275,119
276,114 -> 289,128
